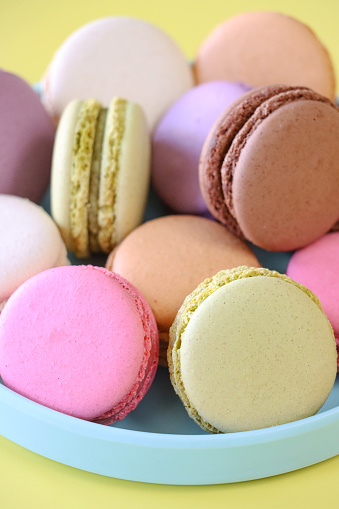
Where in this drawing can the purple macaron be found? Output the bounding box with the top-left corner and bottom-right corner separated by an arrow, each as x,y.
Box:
0,70 -> 55,203
151,81 -> 252,214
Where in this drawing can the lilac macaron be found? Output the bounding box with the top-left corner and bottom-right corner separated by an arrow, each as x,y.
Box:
0,70 -> 55,203
151,81 -> 252,214
286,232 -> 339,369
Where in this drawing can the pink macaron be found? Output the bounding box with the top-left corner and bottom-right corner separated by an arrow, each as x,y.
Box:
0,265 -> 159,424
286,232 -> 339,369
0,70 -> 55,203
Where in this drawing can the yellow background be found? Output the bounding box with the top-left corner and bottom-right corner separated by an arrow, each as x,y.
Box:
0,1 -> 339,507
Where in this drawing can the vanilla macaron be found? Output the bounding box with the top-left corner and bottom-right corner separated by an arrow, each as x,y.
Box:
51,97 -> 150,257
168,266 -> 337,433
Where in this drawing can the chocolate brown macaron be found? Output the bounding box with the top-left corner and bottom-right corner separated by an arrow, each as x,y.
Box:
199,85 -> 339,252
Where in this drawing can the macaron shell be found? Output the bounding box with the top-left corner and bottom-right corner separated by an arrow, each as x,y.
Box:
0,266 -> 157,422
231,99 -> 339,251
51,99 -> 83,251
194,12 -> 335,100
42,17 -> 194,130
108,215 -> 260,332
151,81 -> 252,214
111,101 -> 151,245
0,195 -> 69,302
0,71 -> 55,203
199,85 -> 292,234
171,270 -> 336,433
286,232 -> 339,366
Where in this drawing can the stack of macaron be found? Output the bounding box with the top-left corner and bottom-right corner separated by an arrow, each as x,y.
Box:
0,11 -> 338,434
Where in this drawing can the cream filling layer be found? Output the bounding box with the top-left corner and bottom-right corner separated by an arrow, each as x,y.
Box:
97,97 -> 127,253
70,99 -> 102,257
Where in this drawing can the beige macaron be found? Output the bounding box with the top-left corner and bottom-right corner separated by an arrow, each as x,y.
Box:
168,266 -> 337,433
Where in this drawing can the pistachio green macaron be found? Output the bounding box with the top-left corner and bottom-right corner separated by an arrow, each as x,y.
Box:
168,266 -> 337,433
51,97 -> 150,257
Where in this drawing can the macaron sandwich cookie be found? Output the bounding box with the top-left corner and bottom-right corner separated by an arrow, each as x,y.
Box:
199,84 -> 339,251
106,215 -> 260,366
0,194 -> 69,312
51,97 -> 150,257
0,265 -> 159,424
194,11 -> 336,101
168,266 -> 337,433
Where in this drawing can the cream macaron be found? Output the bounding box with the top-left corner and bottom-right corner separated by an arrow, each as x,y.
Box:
168,266 -> 337,433
51,97 -> 150,257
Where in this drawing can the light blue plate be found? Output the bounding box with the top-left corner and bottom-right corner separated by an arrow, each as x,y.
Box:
0,188 -> 337,485
0,369 -> 338,484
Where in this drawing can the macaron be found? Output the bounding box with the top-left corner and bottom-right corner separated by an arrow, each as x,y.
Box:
168,266 -> 337,433
286,232 -> 339,369
0,194 -> 69,312
0,265 -> 159,424
151,81 -> 252,215
106,215 -> 260,365
199,84 -> 339,251
51,97 -> 150,257
194,11 -> 336,101
0,70 -> 55,203
41,17 -> 194,130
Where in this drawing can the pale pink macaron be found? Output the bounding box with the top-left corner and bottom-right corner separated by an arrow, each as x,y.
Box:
0,194 -> 69,312
41,17 -> 194,131
0,265 -> 159,424
286,232 -> 339,369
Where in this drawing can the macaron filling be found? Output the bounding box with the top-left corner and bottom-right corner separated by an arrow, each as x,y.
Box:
88,108 -> 108,252
70,99 -> 102,256
97,97 -> 127,253
69,98 -> 127,257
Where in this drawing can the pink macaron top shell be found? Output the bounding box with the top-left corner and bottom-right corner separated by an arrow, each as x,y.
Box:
0,265 -> 158,423
0,70 -> 55,203
151,81 -> 252,214
286,232 -> 339,368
